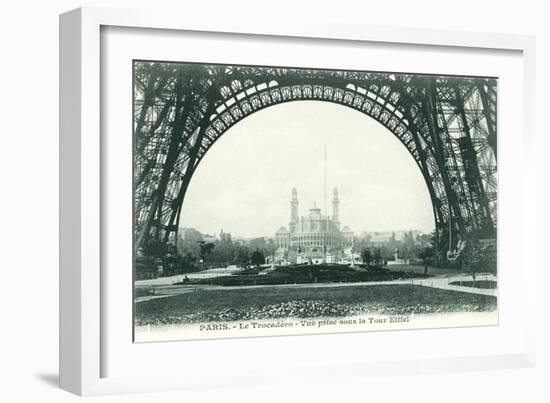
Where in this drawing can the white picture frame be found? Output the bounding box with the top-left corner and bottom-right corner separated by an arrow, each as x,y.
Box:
59,6 -> 537,396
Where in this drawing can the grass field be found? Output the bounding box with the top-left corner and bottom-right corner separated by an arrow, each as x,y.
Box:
449,280 -> 497,289
385,264 -> 463,276
184,264 -> 430,287
135,284 -> 497,326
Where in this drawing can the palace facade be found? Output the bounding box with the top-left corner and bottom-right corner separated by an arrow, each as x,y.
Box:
274,188 -> 354,265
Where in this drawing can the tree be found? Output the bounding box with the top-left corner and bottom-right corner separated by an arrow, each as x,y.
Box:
250,249 -> 265,267
142,239 -> 167,258
418,246 -> 434,274
177,228 -> 203,259
235,246 -> 250,268
209,239 -> 234,267
177,252 -> 199,273
361,248 -> 372,266
483,244 -> 497,275
352,236 -> 369,255
198,241 -> 215,268
247,237 -> 277,264
373,248 -> 382,265
461,238 -> 483,283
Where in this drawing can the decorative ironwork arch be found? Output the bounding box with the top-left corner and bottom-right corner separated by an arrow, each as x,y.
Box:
198,82 -> 446,234
133,62 -> 497,256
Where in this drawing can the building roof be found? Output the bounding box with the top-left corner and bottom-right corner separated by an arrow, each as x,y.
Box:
275,226 -> 289,234
342,226 -> 353,233
305,202 -> 324,221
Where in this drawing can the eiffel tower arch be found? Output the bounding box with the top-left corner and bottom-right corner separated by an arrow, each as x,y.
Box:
133,61 -> 497,258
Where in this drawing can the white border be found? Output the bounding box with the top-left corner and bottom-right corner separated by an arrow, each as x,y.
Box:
59,7 -> 537,396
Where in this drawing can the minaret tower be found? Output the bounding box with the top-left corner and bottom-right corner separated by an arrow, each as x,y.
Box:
289,187 -> 299,233
332,188 -> 340,230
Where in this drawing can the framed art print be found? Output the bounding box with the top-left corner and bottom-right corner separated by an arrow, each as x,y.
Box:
132,61 -> 499,343
60,7 -> 537,396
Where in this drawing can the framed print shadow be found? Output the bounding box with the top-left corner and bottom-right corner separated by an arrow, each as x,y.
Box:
132,61 -> 498,343
60,6 -> 536,396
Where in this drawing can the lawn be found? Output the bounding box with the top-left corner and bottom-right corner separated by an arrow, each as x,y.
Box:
135,284 -> 497,326
185,264 -> 430,287
449,280 -> 497,289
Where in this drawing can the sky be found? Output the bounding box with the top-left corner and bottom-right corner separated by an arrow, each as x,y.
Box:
178,101 -> 435,238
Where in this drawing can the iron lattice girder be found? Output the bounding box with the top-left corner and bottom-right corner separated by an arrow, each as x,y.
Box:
133,62 -> 497,251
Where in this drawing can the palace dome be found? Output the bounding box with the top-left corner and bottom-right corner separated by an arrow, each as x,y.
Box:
275,226 -> 289,235
273,188 -> 354,264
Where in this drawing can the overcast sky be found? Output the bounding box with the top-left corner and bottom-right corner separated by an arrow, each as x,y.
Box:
178,101 -> 434,238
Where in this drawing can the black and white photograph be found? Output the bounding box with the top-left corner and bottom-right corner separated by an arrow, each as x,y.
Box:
1,0 -> 547,400
133,61 -> 498,342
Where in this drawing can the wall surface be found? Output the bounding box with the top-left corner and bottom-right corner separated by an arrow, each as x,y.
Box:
0,0 -> 548,401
